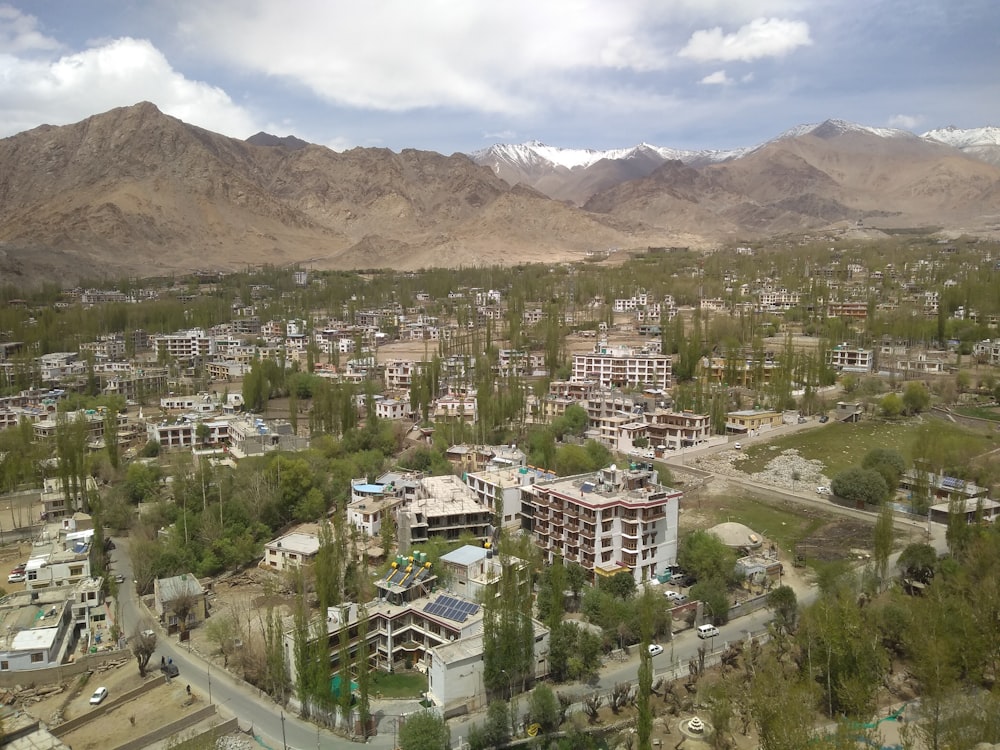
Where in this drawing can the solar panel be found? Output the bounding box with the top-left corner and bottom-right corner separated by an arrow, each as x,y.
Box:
424,594 -> 480,623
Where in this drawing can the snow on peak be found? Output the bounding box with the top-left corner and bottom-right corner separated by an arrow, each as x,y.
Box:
774,119 -> 913,141
921,125 -> 1000,148
469,141 -> 744,171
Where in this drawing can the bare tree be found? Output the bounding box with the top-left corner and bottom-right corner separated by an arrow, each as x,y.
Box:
132,626 -> 157,676
170,591 -> 199,636
205,614 -> 238,667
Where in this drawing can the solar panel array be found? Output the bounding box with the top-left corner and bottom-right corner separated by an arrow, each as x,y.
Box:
424,594 -> 479,623
940,476 -> 964,490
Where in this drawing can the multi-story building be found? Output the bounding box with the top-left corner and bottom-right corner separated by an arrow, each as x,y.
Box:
40,476 -> 98,519
642,409 -> 711,451
0,589 -> 75,671
520,463 -> 681,584
25,527 -> 93,591
151,329 -> 216,363
827,301 -> 869,319
572,343 -> 670,391
464,465 -> 555,530
396,475 -> 493,553
262,528 -> 321,572
726,409 -> 784,434
826,344 -> 874,373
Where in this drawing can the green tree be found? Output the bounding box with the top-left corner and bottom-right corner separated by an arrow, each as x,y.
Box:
872,501 -> 894,593
398,709 -> 449,750
879,392 -> 903,418
896,542 -> 937,584
527,683 -> 561,734
677,530 -> 738,584
766,585 -> 798,634
901,381 -> 931,415
636,585 -> 655,750
830,467 -> 889,506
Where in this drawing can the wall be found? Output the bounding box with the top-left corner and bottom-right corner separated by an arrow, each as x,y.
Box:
0,647 -> 128,689
52,676 -> 162,736
112,705 -> 222,750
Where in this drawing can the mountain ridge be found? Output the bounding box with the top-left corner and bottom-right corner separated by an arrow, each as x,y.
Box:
1,105 -> 998,287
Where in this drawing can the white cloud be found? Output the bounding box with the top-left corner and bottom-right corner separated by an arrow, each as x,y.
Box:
0,36 -> 259,137
887,113 -> 923,130
0,5 -> 60,53
484,130 -> 518,141
174,1 -> 674,116
700,70 -> 732,85
680,17 -> 811,62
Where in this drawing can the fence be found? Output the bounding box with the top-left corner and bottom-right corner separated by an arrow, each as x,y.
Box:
0,647 -> 129,690
112,705 -> 222,750
52,675 -> 163,736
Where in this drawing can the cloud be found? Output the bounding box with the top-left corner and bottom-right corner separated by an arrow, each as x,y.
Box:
700,70 -> 732,85
0,5 -> 60,53
0,35 -> 259,137
887,113 -> 923,130
174,1 -> 675,116
483,130 -> 518,141
680,17 -> 811,62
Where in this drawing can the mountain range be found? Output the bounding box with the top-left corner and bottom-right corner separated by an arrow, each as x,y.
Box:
1,103 -> 998,287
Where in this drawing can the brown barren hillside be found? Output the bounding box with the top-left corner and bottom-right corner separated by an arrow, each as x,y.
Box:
0,103 -> 646,285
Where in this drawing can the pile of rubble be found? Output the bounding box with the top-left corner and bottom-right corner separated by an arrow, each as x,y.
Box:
216,734 -> 257,750
697,448 -> 830,491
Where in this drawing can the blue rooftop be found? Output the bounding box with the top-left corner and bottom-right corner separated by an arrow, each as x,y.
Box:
354,483 -> 384,494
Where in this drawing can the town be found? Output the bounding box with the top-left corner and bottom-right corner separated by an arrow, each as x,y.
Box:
1,234 -> 999,750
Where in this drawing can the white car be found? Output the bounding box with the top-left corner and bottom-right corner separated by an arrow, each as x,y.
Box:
648,644 -> 664,657
7,572 -> 25,584
89,686 -> 108,705
664,590 -> 688,603
816,486 -> 830,495
733,442 -> 742,450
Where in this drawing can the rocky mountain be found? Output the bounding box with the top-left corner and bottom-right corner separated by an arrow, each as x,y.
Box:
922,125 -> 1000,167
1,106 -> 998,288
579,120 -> 1000,239
0,103 -> 640,286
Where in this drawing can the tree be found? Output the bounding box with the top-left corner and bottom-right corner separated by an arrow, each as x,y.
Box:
862,448 -> 906,492
398,709 -> 449,750
170,590 -> 199,637
131,626 -> 157,676
677,530 -> 738,584
896,542 -> 937,584
476,700 -> 512,749
527,683 -> 561,734
830,467 -> 889,506
766,585 -> 798,634
902,381 -> 931,415
205,615 -> 238,667
872,501 -> 894,592
637,585 -> 655,750
879,392 -> 903,418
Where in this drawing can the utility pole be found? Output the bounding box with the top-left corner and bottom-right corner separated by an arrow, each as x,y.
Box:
281,711 -> 287,750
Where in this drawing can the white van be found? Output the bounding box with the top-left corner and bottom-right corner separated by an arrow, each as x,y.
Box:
696,624 -> 720,639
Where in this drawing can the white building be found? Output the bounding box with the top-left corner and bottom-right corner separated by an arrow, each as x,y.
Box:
263,530 -> 321,572
572,343 -> 671,391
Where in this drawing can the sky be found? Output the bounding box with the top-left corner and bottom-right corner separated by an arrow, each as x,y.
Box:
0,1 -> 997,154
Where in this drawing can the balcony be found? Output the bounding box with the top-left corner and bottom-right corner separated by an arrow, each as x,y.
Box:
621,523 -> 639,539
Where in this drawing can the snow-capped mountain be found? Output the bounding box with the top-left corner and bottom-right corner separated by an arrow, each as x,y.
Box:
773,118 -> 917,142
470,140 -> 747,172
921,126 -> 1000,166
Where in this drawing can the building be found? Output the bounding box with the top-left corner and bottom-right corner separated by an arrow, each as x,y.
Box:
571,343 -> 671,390
227,416 -> 308,457
642,409 -> 711,451
725,409 -> 783,434
465,465 -> 556,530
263,530 -> 321,572
826,344 -> 874,373
520,463 -> 681,584
24,527 -> 93,591
0,590 -> 75,671
40,475 -> 98,519
151,329 -> 216,363
928,497 -> 1000,525
396,475 -> 493,553
153,574 -> 208,632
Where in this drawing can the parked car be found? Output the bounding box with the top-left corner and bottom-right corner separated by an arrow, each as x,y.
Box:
819,415 -> 830,423
733,442 -> 742,450
89,687 -> 109,705
816,486 -> 830,495
648,644 -> 664,657
7,572 -> 25,584
114,574 -> 125,583
696,625 -> 720,640
664,590 -> 688,603
668,569 -> 687,583
161,661 -> 179,677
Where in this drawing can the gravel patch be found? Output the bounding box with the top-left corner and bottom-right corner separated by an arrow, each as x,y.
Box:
696,448 -> 830,491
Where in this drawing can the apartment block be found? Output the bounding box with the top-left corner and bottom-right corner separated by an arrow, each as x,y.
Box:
572,343 -> 671,390
520,464 -> 681,584
826,344 -> 873,373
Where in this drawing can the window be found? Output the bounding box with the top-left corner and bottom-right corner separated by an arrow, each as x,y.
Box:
69,565 -> 84,577
31,653 -> 44,663
0,661 -> 7,670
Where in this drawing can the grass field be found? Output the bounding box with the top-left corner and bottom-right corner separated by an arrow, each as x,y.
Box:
372,670 -> 427,698
737,418 -> 995,477
705,493 -> 829,554
954,405 -> 1000,422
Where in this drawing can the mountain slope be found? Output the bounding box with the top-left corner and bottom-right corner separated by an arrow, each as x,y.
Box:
0,103 -> 641,284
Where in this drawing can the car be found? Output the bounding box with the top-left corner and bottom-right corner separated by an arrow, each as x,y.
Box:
664,590 -> 688,603
161,661 -> 179,677
819,415 -> 829,423
114,574 -> 125,584
733,442 -> 742,450
668,569 -> 686,583
816,486 -> 830,495
648,644 -> 664,657
89,687 -> 108,705
697,625 -> 720,640
140,629 -> 156,639
7,572 -> 25,584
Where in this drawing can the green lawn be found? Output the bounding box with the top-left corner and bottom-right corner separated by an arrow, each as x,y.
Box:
736,419 -> 991,477
371,670 -> 427,698
705,494 -> 828,555
954,405 -> 1000,422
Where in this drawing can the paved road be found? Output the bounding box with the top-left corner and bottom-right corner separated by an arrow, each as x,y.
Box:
112,537 -> 397,750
